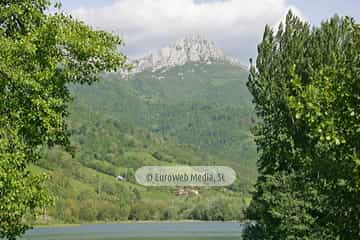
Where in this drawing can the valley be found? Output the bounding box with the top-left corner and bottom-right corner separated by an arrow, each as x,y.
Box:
33,36 -> 257,224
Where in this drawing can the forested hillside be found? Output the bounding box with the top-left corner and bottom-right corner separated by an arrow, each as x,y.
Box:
72,62 -> 255,162
33,60 -> 257,223
33,105 -> 252,223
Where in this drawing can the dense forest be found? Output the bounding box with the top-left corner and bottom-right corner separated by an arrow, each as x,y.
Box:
30,104 -> 253,224
72,62 -> 255,161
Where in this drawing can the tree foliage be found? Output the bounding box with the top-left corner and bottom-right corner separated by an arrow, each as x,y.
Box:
36,107 -> 249,225
244,11 -> 359,239
0,0 -> 128,239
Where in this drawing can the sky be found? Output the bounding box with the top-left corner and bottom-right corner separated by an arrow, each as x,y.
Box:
58,0 -> 360,63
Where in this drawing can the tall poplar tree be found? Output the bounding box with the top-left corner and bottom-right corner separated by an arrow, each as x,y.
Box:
244,12 -> 359,240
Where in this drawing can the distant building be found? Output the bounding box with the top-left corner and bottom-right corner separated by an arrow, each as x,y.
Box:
175,188 -> 199,196
190,189 -> 199,195
116,175 -> 125,181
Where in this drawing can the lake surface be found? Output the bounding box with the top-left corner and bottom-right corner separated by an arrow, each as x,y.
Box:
21,222 -> 244,240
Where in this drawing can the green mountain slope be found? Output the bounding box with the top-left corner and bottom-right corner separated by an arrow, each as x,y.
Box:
35,61 -> 257,223
34,105 -> 252,223
71,62 -> 256,164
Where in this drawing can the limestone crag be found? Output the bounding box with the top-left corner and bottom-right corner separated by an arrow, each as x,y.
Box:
125,35 -> 245,74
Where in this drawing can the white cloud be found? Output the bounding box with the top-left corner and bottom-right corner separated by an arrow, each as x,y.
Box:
71,0 -> 303,62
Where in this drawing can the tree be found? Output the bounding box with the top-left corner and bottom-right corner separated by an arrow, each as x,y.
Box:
0,1 -> 129,239
244,11 -> 359,239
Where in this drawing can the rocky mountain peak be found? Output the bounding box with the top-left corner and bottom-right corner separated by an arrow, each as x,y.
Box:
126,35 -> 243,74
167,35 -> 226,62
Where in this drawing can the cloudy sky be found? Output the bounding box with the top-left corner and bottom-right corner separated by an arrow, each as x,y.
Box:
59,0 -> 359,63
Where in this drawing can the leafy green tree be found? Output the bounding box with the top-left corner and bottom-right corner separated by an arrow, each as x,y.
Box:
245,11 -> 359,239
79,200 -> 97,221
0,0 -> 128,239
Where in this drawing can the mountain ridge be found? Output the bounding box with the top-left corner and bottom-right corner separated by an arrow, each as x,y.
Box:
124,35 -> 247,74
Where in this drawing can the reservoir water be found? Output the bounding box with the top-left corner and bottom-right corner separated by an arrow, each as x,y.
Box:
21,222 -> 244,240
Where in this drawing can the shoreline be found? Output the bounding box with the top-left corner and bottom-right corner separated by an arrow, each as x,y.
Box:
34,220 -> 246,228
